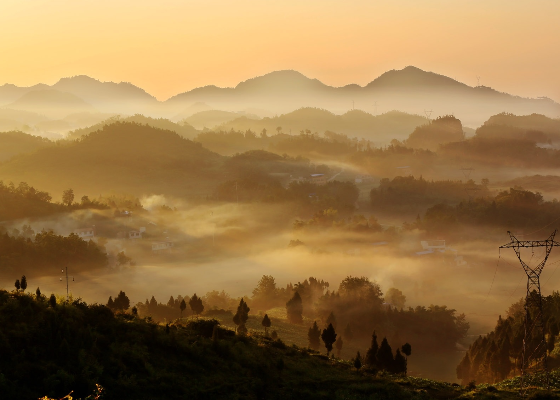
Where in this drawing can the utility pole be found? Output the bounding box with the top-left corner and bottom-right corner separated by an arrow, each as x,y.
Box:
60,267 -> 74,301
500,230 -> 560,396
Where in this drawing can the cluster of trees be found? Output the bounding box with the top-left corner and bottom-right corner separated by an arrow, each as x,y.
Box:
106,291 -> 131,311
293,208 -> 384,233
405,115 -> 465,151
360,331 -> 411,374
370,176 -> 489,211
457,292 -> 560,385
406,187 -> 560,234
0,230 -> 107,274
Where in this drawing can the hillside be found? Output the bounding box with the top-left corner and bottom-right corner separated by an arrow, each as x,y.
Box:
405,116 -> 465,150
181,109 -> 260,130
0,131 -> 53,161
0,122 -> 222,197
213,108 -> 428,145
66,114 -> 198,140
477,113 -> 560,143
6,89 -> 97,119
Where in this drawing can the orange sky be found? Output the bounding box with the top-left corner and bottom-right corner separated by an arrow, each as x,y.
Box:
1,0 -> 559,102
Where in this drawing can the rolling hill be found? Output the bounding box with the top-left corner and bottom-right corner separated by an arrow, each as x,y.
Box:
181,109 -> 261,130
0,131 -> 53,162
6,89 -> 97,119
0,122 -> 222,198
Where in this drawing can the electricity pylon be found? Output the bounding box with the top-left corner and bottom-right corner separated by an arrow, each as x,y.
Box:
500,230 -> 560,395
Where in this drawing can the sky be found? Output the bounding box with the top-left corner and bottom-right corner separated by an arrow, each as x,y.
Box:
1,0 -> 559,101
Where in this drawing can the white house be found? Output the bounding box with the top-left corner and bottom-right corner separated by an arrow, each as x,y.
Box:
74,227 -> 95,240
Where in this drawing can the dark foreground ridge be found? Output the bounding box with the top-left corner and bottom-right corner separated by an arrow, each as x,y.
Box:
0,290 -> 558,400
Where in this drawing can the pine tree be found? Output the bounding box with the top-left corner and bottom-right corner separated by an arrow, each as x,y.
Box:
321,323 -> 337,356
14,279 -> 20,292
167,296 -> 175,308
233,298 -> 250,333
262,314 -> 271,335
107,296 -> 115,309
286,291 -> 303,324
354,351 -> 362,370
35,287 -> 41,299
189,294 -> 204,318
180,299 -> 186,318
308,321 -> 321,350
149,296 -> 158,312
335,337 -> 343,358
377,337 -> 394,371
49,293 -> 57,308
326,311 -> 337,329
344,323 -> 354,342
115,291 -> 130,310
20,275 -> 27,292
365,331 -> 379,368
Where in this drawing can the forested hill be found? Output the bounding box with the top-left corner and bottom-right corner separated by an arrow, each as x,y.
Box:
0,122 -> 224,198
0,131 -> 53,161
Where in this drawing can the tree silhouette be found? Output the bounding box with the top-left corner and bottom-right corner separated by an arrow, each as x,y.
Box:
35,287 -> 41,299
62,188 -> 74,206
114,291 -> 130,311
180,299 -> 187,318
394,349 -> 407,374
401,343 -> 411,357
20,275 -> 27,292
321,323 -> 337,357
335,337 -> 344,358
354,351 -> 362,370
167,296 -> 175,308
49,294 -> 57,308
365,331 -> 379,368
14,279 -> 20,292
189,294 -> 204,318
308,321 -> 321,350
233,298 -> 250,333
132,306 -> 138,316
262,314 -> 271,335
107,296 -> 115,309
286,291 -> 303,324
377,337 -> 394,371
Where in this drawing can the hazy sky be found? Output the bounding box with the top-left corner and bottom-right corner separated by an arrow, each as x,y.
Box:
1,0 -> 559,101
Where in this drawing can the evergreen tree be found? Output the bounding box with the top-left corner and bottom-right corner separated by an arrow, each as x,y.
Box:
456,353 -> 471,385
321,323 -> 337,356
394,348 -> 407,374
189,294 -> 204,318
308,321 -> 321,350
262,314 -> 271,335
35,287 -> 41,299
377,337 -> 394,371
49,293 -> 57,308
326,311 -> 337,329
233,298 -> 250,333
335,337 -> 343,358
107,296 -> 115,309
365,331 -> 379,368
344,323 -> 354,342
354,351 -> 362,370
149,296 -> 158,312
167,296 -> 175,308
180,299 -> 186,318
286,291 -> 303,324
20,275 -> 27,291
14,279 -> 20,292
114,291 -> 130,310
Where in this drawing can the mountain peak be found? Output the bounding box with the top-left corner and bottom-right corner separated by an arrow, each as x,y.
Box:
367,66 -> 467,89
235,70 -> 327,92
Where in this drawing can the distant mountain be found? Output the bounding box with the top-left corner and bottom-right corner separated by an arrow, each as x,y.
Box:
0,122 -> 222,197
2,66 -> 559,128
212,107 -> 428,145
6,89 -> 97,119
0,131 -> 53,162
477,113 -> 560,143
182,110 -> 261,130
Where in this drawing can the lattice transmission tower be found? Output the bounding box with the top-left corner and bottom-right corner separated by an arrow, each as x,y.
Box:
500,230 -> 560,395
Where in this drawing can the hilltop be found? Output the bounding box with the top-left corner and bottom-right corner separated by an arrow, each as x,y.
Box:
0,122 -> 223,197
0,131 -> 53,161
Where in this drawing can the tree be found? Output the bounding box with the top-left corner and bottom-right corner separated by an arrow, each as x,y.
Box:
335,337 -> 343,358
131,306 -> 138,316
276,126 -> 282,134
344,323 -> 354,342
14,279 -> 20,292
116,251 -> 132,267
189,294 -> 204,318
20,275 -> 27,292
326,311 -> 337,329
107,296 -> 115,309
385,287 -> 406,309
365,331 -> 379,367
180,299 -> 187,318
167,296 -> 175,308
394,349 -> 407,374
36,287 -> 41,299
321,323 -> 337,356
401,343 -> 412,358
233,298 -> 250,333
354,351 -> 362,370
271,330 -> 278,340
62,188 -> 74,206
286,291 -> 303,324
377,337 -> 394,371
114,291 -> 130,311
252,275 -> 278,309
262,314 -> 271,335
49,294 -> 57,308
308,321 -> 321,350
